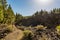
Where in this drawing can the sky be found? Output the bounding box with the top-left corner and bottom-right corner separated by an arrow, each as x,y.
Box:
7,0 -> 60,16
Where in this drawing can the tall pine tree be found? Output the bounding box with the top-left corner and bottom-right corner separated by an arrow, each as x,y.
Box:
0,0 -> 15,24
6,5 -> 15,24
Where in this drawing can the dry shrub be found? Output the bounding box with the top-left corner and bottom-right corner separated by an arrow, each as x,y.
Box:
22,30 -> 34,40
35,25 -> 47,30
56,25 -> 60,35
6,25 -> 15,32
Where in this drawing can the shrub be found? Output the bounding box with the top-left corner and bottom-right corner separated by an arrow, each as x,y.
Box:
6,25 -> 15,32
56,25 -> 60,31
35,25 -> 47,30
22,30 -> 34,40
56,25 -> 60,35
0,24 -> 15,32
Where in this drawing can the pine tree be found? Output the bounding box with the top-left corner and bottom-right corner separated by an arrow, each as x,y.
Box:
15,13 -> 23,22
0,0 -> 7,14
52,8 -> 60,14
0,0 -> 7,23
34,11 -> 38,16
0,0 -> 7,9
6,5 -> 15,24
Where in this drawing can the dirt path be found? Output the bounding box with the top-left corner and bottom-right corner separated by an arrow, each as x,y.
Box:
4,25 -> 23,40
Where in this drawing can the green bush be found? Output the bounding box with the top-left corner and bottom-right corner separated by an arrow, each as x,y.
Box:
56,25 -> 60,34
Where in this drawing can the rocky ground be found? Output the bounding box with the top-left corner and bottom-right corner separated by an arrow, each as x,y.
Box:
0,25 -> 60,40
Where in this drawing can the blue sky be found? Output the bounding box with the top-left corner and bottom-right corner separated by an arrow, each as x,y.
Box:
7,0 -> 60,16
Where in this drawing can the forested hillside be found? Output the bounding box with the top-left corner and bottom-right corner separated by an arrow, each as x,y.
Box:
0,0 -> 60,40
15,9 -> 60,29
